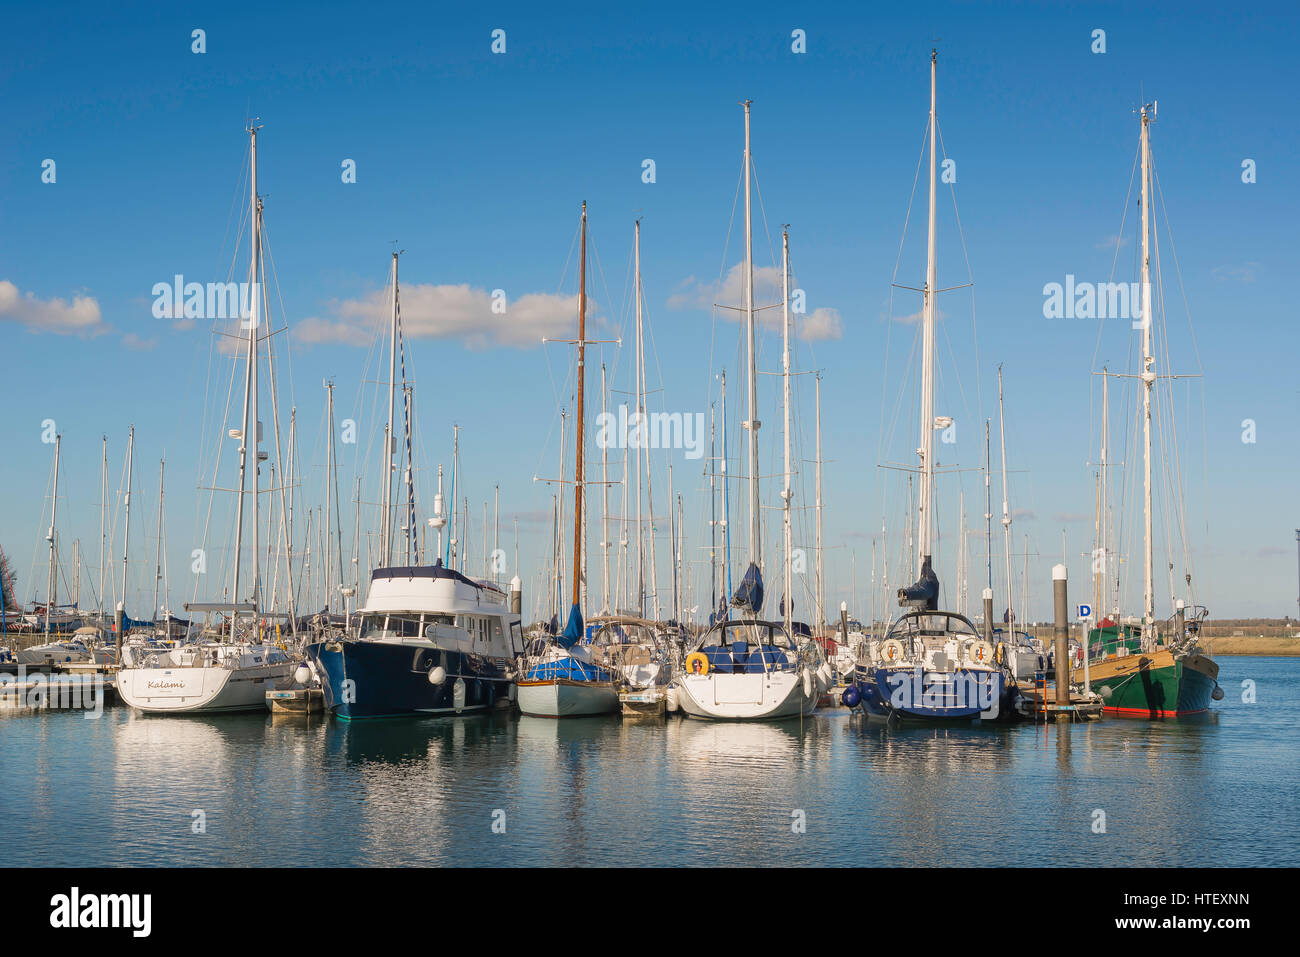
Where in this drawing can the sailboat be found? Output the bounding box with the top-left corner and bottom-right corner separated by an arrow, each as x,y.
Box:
517,202 -> 621,718
1070,102 -> 1220,717
18,434 -> 91,663
847,52 -> 1012,724
672,105 -> 831,721
116,125 -> 294,714
306,255 -> 523,719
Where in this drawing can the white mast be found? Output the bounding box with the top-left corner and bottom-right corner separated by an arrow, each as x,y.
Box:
916,51 -> 938,574
617,439 -> 629,611
668,463 -> 677,622
324,380 -> 335,606
1139,103 -> 1156,648
719,370 -> 731,614
633,221 -> 643,616
326,379 -> 343,608
449,424 -> 460,567
635,220 -> 661,619
232,123 -> 262,615
1101,369 -> 1112,616
600,362 -> 610,612
98,434 -> 107,624
119,425 -> 135,640
815,372 -> 824,632
45,433 -> 61,638
556,412 -> 566,610
958,491 -> 967,617
780,227 -> 793,633
381,251 -> 399,569
152,457 -> 165,623
742,100 -> 762,570
997,366 -> 1016,677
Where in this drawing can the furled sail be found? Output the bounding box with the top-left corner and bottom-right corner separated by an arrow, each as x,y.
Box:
731,561 -> 764,614
897,555 -> 939,611
556,603 -> 584,650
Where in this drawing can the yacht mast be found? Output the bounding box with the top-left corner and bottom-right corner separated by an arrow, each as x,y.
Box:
152,457 -> 164,623
1101,369 -> 1112,616
719,370 -> 733,615
118,425 -> 134,651
45,433 -> 60,638
916,51 -> 938,575
742,100 -> 762,570
815,372 -> 824,631
570,201 -> 588,612
600,361 -> 610,612
447,425 -> 460,567
633,219 -> 645,617
327,380 -> 344,608
232,123 -> 262,612
984,420 -> 993,591
98,434 -> 107,624
997,366 -> 1015,676
636,220 -> 661,619
1139,102 -> 1156,647
668,463 -> 678,623
381,252 -> 399,569
780,227 -> 793,633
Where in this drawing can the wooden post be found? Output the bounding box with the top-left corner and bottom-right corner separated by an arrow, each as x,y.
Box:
1053,564 -> 1069,706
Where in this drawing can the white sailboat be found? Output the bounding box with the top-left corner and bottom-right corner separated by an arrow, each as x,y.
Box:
117,124 -> 294,714
672,104 -> 831,721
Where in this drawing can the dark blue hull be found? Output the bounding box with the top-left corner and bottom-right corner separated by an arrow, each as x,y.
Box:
306,639 -> 513,720
852,663 -> 1014,723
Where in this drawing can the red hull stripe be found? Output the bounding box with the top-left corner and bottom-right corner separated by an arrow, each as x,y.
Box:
1103,705 -> 1208,717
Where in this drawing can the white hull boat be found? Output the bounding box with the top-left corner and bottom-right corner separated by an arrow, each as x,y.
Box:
15,639 -> 92,666
116,642 -> 292,714
672,617 -> 830,722
675,669 -> 818,720
516,678 -> 620,718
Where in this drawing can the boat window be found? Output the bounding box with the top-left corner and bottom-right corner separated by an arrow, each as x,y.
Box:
360,615 -> 423,639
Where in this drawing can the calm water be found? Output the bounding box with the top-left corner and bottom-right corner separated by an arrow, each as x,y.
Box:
2,656 -> 1296,867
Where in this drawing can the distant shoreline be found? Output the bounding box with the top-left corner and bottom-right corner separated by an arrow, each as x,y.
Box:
1208,637 -> 1300,656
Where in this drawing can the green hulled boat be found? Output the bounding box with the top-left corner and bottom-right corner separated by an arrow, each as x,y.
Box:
1073,619 -> 1220,718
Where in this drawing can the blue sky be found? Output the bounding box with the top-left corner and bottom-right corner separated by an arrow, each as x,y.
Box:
2,0 -> 1296,624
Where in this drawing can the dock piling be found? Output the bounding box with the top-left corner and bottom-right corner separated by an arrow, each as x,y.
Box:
1053,564 -> 1068,707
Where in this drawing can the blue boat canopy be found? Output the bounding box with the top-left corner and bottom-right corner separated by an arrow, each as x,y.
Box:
731,562 -> 764,614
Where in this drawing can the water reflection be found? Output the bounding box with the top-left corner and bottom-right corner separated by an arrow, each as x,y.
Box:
0,659 -> 1295,866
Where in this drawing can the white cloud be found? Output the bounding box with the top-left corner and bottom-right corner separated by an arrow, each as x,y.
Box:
0,280 -> 108,336
666,262 -> 842,341
121,332 -> 158,351
1211,262 -> 1260,283
294,283 -> 591,350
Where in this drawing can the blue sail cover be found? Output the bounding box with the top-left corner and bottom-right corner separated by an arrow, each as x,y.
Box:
556,603 -> 584,650
731,562 -> 764,614
897,555 -> 939,610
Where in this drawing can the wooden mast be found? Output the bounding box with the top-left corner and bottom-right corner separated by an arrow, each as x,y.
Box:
570,201 -> 587,609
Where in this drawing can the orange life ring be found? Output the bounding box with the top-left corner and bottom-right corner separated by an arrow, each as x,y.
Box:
685,652 -> 710,675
